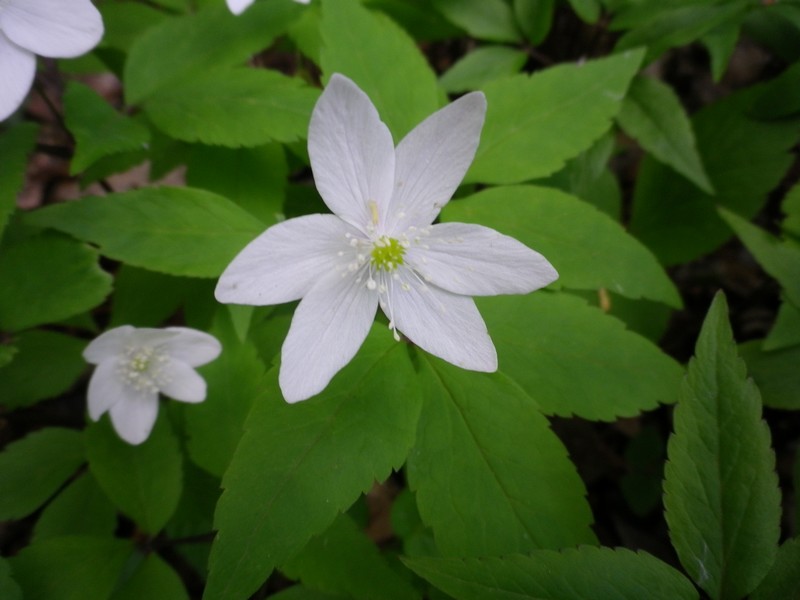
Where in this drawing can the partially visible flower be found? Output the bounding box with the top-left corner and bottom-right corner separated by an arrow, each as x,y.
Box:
226,0 -> 310,16
216,74 -> 558,403
0,0 -> 103,121
83,326 -> 222,445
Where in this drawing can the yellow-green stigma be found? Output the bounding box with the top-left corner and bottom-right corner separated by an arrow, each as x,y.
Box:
370,236 -> 405,271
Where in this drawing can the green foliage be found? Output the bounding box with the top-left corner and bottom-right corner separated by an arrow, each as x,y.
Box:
432,0 -> 521,42
206,327 -> 421,600
111,554 -> 189,600
439,46 -> 528,94
738,341 -> 800,411
750,537 -> 800,600
0,122 -> 38,238
407,357 -> 596,556
85,416 -> 183,534
33,472 -> 117,542
26,187 -> 265,278
0,233 -> 112,331
467,49 -> 643,184
404,547 -> 699,600
0,558 -> 22,600
0,428 -> 84,520
664,293 -> 780,599
513,0 -> 554,44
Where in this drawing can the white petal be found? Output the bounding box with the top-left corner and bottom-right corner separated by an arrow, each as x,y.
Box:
216,214 -> 359,305
0,32 -> 35,122
406,222 -> 559,296
226,0 -> 254,14
161,327 -> 221,367
159,361 -> 207,403
108,392 -> 160,445
390,278 -> 496,372
83,325 -> 135,365
1,0 -> 104,59
388,92 -> 486,231
279,271 -> 379,403
308,73 -> 396,232
86,359 -> 125,420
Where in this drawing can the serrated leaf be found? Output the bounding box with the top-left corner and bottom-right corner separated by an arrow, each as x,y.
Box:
467,49 -> 643,184
0,122 -> 38,238
750,537 -> 800,600
282,513 -> 420,600
205,326 -> 421,600
513,0 -> 555,44
33,472 -> 117,542
0,558 -> 22,600
320,0 -> 440,140
124,2 -> 303,104
0,428 -> 84,520
738,341 -> 800,410
664,292 -> 780,599
407,358 -> 595,556
404,547 -> 699,600
26,187 -> 265,278
718,207 -> 800,308
63,82 -> 150,174
0,233 -> 112,332
442,185 -> 681,307
616,75 -> 713,193
9,536 -> 132,600
432,0 -> 521,42
145,69 -> 319,147
86,416 -> 183,534
480,293 -> 682,419
111,554 -> 188,600
0,330 -> 86,410
440,46 -> 528,94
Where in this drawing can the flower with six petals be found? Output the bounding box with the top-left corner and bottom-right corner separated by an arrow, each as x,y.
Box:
83,326 -> 222,445
216,74 -> 558,403
0,0 -> 103,121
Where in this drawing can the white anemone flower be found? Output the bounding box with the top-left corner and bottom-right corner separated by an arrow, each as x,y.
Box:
0,0 -> 104,121
83,326 -> 222,445
216,73 -> 558,403
226,0 -> 310,16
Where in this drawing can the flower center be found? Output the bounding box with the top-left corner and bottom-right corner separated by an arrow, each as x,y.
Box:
370,235 -> 405,271
117,345 -> 170,394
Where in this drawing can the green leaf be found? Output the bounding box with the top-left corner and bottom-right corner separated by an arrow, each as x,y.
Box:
751,537 -> 800,600
407,358 -> 595,556
718,208 -> 800,308
442,185 -> 681,307
185,309 -> 266,477
110,266 -> 187,328
0,233 -> 112,332
63,82 -> 150,174
124,2 -> 303,104
9,536 -> 132,600
440,46 -> 527,94
0,330 -> 87,410
764,299 -> 800,351
320,0 -> 440,140
567,0 -> 601,23
629,79 -> 800,265
479,293 -> 683,419
0,428 -> 84,520
664,292 -> 780,599
738,341 -> 800,410
111,554 -> 188,600
0,558 -> 22,600
467,49 -> 643,184
205,326 -> 421,600
33,472 -> 117,542
26,187 -> 265,278
783,182 -> 800,239
0,122 -> 38,239
0,345 -> 15,368
513,0 -> 555,44
86,416 -> 183,534
144,69 -> 319,147
98,2 -> 169,52
702,19 -> 740,82
282,513 -> 421,600
432,0 -> 521,42
750,61 -> 800,120
616,76 -> 713,193
404,547 -> 699,600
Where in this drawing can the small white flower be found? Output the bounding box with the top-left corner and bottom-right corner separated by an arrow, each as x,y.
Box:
216,73 -> 558,403
226,0 -> 310,16
0,0 -> 104,121
83,326 -> 222,445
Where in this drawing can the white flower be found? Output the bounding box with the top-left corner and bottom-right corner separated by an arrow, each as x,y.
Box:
216,73 -> 558,403
226,0 -> 310,16
83,326 -> 222,445
0,0 -> 103,121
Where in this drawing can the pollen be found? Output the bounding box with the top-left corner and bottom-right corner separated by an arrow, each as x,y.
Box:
117,345 -> 170,394
370,236 -> 405,271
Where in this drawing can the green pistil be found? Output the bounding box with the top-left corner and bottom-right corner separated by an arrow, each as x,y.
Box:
371,236 -> 405,271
